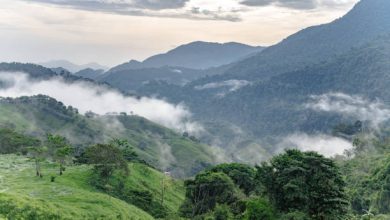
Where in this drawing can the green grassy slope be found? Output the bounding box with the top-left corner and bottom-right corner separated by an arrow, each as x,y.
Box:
0,95 -> 215,177
0,154 -> 154,219
0,154 -> 186,219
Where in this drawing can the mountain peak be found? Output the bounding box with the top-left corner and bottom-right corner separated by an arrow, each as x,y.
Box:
215,0 -> 390,80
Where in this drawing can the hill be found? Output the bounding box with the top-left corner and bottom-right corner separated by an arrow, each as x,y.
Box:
74,68 -> 105,80
0,154 -> 186,219
0,95 -> 215,177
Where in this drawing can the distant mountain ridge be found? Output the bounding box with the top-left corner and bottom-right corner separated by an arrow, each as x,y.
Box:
109,41 -> 264,72
40,60 -> 108,73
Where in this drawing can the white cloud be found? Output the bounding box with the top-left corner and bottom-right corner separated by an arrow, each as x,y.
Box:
195,80 -> 251,91
0,72 -> 202,133
278,133 -> 353,157
240,0 -> 357,10
21,0 -> 241,22
306,93 -> 390,128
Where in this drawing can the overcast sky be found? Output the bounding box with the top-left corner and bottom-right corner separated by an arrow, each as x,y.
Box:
0,0 -> 359,67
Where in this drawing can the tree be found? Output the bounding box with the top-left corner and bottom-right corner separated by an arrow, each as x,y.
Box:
46,134 -> 68,152
109,139 -> 138,162
0,128 -> 40,154
180,172 -> 238,218
27,146 -> 47,177
85,144 -> 129,181
54,146 -> 73,175
208,163 -> 256,195
256,149 -> 348,219
46,134 -> 73,175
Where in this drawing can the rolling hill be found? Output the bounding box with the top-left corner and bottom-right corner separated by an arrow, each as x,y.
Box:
0,95 -> 215,177
0,154 -> 186,219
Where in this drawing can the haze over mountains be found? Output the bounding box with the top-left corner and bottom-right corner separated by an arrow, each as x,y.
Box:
3,0 -> 390,219
1,0 -> 390,162
132,0 -> 390,159
40,60 -> 108,73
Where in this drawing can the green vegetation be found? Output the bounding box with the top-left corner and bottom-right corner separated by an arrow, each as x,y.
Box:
180,150 -> 349,219
0,154 -> 154,219
0,95 -> 214,177
0,152 -> 186,219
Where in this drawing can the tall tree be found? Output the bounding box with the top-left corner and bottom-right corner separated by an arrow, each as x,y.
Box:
54,146 -> 73,175
109,138 -> 138,162
180,172 -> 238,218
256,149 -> 348,219
27,146 -> 47,177
46,134 -> 73,175
85,144 -> 129,181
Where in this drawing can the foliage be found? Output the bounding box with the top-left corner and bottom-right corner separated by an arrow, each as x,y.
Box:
0,154 -> 153,219
85,144 -> 129,181
244,198 -> 275,220
208,163 -> 256,195
213,204 -> 233,220
27,146 -> 48,177
280,211 -> 310,220
180,172 -> 238,218
256,149 -> 349,219
0,128 -> 40,154
0,94 -> 215,177
109,138 -> 139,162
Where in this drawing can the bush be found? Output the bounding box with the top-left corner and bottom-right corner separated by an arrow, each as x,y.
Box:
244,198 -> 275,220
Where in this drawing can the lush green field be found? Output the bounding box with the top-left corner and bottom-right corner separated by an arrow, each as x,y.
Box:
0,154 -> 185,219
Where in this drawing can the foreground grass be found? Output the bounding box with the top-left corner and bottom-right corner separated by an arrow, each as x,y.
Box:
0,154 -> 154,219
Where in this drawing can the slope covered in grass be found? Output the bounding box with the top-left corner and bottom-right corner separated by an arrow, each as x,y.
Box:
0,154 -> 185,219
0,155 -> 153,219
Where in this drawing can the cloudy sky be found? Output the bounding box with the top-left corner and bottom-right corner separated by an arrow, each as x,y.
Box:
0,0 -> 358,66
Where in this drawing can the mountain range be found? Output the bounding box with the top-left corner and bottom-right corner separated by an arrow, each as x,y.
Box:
109,41 -> 264,71
40,60 -> 108,73
2,0 -> 390,163
132,0 -> 390,156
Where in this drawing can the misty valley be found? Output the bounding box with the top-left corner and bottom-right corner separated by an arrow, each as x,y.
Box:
1,0 -> 390,219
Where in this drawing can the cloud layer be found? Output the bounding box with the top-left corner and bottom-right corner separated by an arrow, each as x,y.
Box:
306,93 -> 390,128
240,0 -> 355,10
0,72 -> 202,133
278,133 -> 352,157
23,0 -> 241,22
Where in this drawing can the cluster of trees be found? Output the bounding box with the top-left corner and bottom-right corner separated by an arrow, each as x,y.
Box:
180,150 -> 349,220
338,131 -> 390,218
28,134 -> 73,178
0,127 -> 40,154
0,128 -> 74,179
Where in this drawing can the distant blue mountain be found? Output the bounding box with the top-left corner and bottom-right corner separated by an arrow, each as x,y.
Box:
109,41 -> 264,71
40,60 -> 108,73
